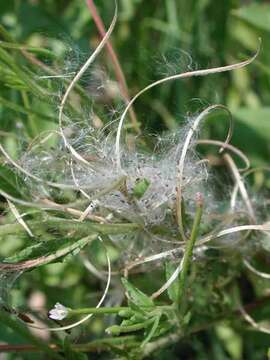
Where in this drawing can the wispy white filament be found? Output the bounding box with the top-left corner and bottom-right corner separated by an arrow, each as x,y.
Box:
224,153 -> 256,221
176,105 -> 234,240
243,259 -> 270,279
58,1 -> 118,166
7,199 -> 34,237
240,305 -> 270,334
198,223 -> 270,246
151,258 -> 184,299
115,47 -> 259,171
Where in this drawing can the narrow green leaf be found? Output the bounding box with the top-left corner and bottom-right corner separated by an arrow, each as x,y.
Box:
122,278 -> 154,307
0,40 -> 55,58
154,320 -> 173,337
0,164 -> 24,197
233,4 -> 270,33
0,25 -> 14,42
128,300 -> 148,316
233,107 -> 270,142
0,47 -> 49,97
165,262 -> 179,303
4,235 -> 96,268
141,315 -> 160,347
0,95 -> 56,122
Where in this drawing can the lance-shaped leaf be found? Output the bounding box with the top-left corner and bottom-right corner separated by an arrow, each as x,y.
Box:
121,278 -> 154,308
141,314 -> 161,347
165,262 -> 180,303
1,235 -> 97,270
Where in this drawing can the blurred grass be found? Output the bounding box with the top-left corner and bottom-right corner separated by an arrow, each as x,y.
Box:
0,1 -> 270,359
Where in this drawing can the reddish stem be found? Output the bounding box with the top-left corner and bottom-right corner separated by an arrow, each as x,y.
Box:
86,0 -> 140,133
0,344 -> 58,353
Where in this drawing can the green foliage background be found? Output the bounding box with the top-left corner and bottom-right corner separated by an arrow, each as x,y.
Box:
0,0 -> 270,359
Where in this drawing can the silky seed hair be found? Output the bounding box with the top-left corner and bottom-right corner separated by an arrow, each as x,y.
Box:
0,2 -> 268,334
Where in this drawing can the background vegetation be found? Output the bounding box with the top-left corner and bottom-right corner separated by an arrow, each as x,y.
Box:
0,0 -> 270,359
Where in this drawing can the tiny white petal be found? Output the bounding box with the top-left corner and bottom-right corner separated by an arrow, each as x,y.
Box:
48,302 -> 68,321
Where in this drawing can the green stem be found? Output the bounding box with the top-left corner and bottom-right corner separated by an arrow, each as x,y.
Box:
0,219 -> 141,238
46,217 -> 141,235
177,193 -> 203,314
107,318 -> 155,336
68,305 -> 173,317
176,187 -> 187,239
68,306 -> 127,316
2,295 -> 270,355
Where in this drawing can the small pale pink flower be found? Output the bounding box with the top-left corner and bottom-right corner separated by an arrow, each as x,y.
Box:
48,303 -> 68,321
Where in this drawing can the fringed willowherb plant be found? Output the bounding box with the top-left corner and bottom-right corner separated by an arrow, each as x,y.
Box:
0,2 -> 270,359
